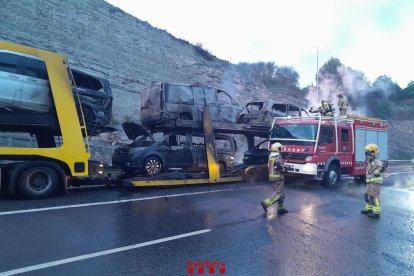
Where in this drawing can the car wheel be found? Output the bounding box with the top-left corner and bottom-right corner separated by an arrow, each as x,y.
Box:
178,113 -> 192,120
323,164 -> 340,187
144,157 -> 162,175
81,105 -> 96,125
237,114 -> 246,124
18,166 -> 59,199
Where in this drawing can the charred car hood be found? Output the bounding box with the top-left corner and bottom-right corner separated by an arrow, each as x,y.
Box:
122,122 -> 153,141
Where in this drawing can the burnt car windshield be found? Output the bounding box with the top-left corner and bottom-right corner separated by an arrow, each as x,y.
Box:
131,135 -> 154,147
73,71 -> 105,93
216,137 -> 234,150
247,102 -> 264,110
165,85 -> 194,104
271,124 -> 317,140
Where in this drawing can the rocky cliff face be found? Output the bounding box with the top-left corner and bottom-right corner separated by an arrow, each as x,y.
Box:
0,0 -> 412,161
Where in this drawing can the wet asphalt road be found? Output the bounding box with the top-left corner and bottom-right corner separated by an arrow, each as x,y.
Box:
0,167 -> 414,275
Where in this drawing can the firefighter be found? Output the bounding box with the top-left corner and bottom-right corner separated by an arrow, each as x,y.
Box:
309,100 -> 334,117
261,142 -> 288,214
337,93 -> 348,116
361,143 -> 384,218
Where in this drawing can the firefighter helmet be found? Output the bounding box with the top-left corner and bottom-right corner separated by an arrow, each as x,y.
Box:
337,93 -> 343,97
271,142 -> 283,152
365,143 -> 379,157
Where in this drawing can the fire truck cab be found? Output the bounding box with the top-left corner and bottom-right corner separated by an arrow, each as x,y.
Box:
270,115 -> 389,187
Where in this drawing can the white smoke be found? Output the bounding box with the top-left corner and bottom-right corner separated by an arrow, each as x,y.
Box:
306,65 -> 369,116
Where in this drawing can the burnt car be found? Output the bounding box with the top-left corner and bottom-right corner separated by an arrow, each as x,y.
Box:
238,100 -> 308,125
243,139 -> 270,165
0,51 -> 112,124
140,82 -> 244,128
72,68 -> 113,128
0,51 -> 113,135
112,122 -> 236,175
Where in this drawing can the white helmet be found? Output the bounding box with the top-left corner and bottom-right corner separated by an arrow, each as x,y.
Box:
270,142 -> 282,152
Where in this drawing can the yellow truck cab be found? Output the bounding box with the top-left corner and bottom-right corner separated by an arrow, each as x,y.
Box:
0,41 -> 90,199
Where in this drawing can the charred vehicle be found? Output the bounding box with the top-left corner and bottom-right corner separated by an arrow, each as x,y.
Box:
140,82 -> 244,128
0,50 -> 113,132
243,139 -> 270,165
71,68 -> 113,127
0,49 -> 53,113
112,122 -> 236,175
239,100 -> 308,126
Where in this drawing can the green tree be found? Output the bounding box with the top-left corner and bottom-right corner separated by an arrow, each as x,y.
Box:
375,100 -> 394,119
373,75 -> 403,100
317,57 -> 343,86
273,66 -> 299,87
319,57 -> 342,75
237,61 -> 276,83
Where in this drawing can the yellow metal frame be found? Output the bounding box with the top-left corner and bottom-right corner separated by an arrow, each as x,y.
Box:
131,176 -> 243,187
0,40 -> 90,176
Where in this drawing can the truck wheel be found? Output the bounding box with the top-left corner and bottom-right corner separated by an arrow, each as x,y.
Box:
323,164 -> 340,187
18,166 -> 59,199
144,157 -> 162,175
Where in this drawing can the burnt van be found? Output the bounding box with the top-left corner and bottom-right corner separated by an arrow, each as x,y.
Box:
140,82 -> 244,128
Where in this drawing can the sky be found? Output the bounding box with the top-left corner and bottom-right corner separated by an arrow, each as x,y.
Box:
105,0 -> 414,88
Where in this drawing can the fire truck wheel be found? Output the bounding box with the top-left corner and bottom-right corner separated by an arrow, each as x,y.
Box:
323,164 -> 340,187
18,166 -> 59,199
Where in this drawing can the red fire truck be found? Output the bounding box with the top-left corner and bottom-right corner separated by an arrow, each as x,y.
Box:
269,115 -> 389,186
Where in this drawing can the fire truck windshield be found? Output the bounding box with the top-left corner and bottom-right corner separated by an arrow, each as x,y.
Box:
271,124 -> 318,141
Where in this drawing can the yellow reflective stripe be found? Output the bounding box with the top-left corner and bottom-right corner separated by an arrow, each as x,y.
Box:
366,177 -> 383,183
372,198 -> 381,214
372,208 -> 381,214
365,204 -> 373,210
264,195 -> 280,206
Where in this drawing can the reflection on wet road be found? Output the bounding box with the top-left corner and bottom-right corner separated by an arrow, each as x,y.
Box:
0,170 -> 413,275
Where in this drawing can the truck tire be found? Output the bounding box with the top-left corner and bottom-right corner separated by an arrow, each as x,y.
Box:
18,166 -> 59,199
323,164 -> 340,187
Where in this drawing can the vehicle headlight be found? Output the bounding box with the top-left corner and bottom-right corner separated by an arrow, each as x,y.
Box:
305,156 -> 313,162
302,163 -> 317,174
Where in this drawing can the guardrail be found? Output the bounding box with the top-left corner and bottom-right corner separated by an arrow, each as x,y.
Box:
388,159 -> 414,167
